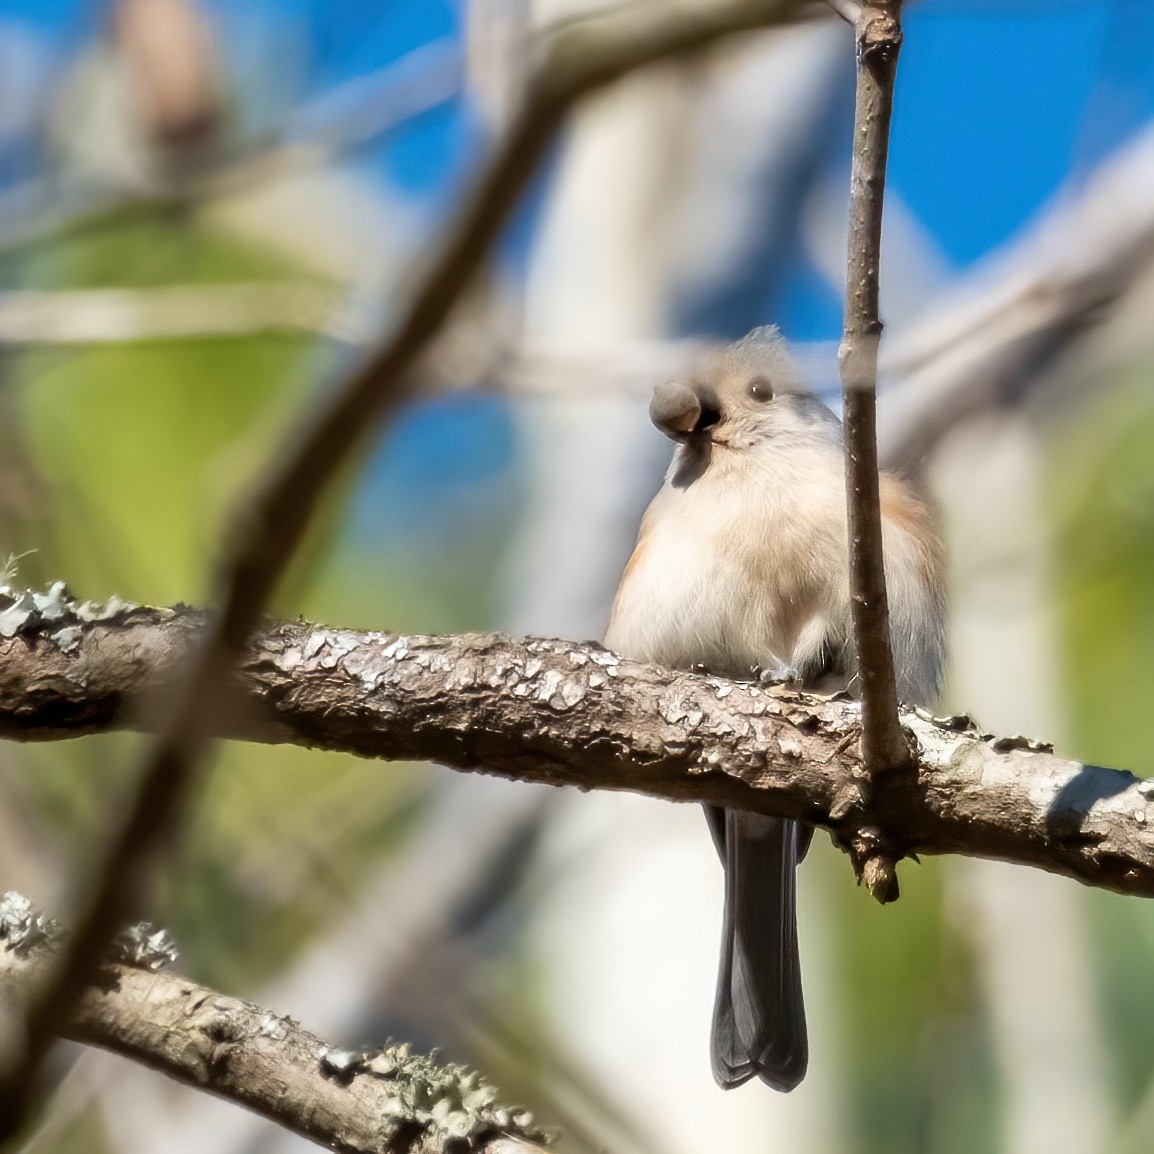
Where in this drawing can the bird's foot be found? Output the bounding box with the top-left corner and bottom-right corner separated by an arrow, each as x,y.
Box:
754,661 -> 801,686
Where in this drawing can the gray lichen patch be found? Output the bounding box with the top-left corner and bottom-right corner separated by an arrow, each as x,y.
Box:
905,710 -> 982,772
517,655 -> 591,711
0,892 -> 178,971
0,582 -> 162,654
657,692 -> 704,731
110,922 -> 179,971
907,709 -> 1059,779
319,1041 -> 549,1149
0,891 -> 64,957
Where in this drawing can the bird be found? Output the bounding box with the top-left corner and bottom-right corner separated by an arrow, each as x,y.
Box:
603,326 -> 947,1091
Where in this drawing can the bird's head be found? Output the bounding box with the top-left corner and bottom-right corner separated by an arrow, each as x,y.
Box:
649,326 -> 840,453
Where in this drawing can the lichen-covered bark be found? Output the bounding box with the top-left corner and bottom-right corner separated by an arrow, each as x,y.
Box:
1,599 -> 1153,897
0,894 -> 547,1154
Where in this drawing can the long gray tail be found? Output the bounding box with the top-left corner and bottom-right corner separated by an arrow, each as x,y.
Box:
706,806 -> 808,1091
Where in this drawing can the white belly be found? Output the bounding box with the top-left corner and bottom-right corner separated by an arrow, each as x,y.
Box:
604,467 -> 847,680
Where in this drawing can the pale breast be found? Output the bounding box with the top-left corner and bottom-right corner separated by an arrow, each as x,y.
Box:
605,447 -> 848,679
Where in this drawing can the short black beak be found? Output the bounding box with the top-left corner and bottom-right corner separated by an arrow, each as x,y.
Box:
650,382 -> 722,441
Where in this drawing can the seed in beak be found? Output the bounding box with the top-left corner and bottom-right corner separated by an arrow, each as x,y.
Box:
651,383 -> 723,440
650,381 -> 700,439
693,404 -> 721,432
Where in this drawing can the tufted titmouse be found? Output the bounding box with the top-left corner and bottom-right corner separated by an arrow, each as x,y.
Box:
604,326 -> 946,1091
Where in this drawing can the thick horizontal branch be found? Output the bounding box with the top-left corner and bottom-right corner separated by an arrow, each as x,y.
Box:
0,590 -> 1152,899
0,896 -> 547,1154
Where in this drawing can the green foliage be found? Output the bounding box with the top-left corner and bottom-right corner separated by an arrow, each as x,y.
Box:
1,201 -> 297,290
17,336 -> 313,601
6,204 -> 319,602
810,842 -> 996,1154
1053,370 -> 1154,773
1051,369 -> 1154,1120
1,202 -> 431,992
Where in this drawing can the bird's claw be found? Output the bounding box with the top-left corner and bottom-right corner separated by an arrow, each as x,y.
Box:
755,662 -> 801,686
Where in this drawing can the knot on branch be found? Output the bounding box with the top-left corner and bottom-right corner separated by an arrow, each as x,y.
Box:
847,826 -> 901,904
855,3 -> 902,67
829,781 -> 866,823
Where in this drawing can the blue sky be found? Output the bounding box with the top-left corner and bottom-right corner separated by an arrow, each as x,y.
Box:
9,0 -> 1152,268
7,0 -> 1153,294
894,1 -> 1148,266
5,0 -> 1154,556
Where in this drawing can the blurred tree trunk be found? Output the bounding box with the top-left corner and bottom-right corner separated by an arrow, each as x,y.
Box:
512,9 -> 853,1152
931,416 -> 1114,1154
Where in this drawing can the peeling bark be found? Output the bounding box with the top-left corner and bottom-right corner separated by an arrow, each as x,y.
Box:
0,600 -> 1152,898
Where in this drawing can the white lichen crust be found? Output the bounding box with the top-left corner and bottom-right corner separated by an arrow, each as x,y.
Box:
320,1042 -> 545,1149
0,894 -> 549,1153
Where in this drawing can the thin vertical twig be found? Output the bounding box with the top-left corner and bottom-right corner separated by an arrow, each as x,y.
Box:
838,0 -> 909,894
0,0 -> 808,1143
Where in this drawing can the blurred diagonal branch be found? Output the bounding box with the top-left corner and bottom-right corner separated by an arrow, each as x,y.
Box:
2,599 -> 1154,901
0,897 -> 549,1154
208,37 -> 466,198
0,0 -> 815,1140
878,121 -> 1154,469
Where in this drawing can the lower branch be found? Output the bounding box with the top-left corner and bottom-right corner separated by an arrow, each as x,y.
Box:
0,895 -> 548,1154
0,588 -> 1153,899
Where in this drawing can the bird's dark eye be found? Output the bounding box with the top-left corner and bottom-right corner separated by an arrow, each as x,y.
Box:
747,377 -> 774,402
